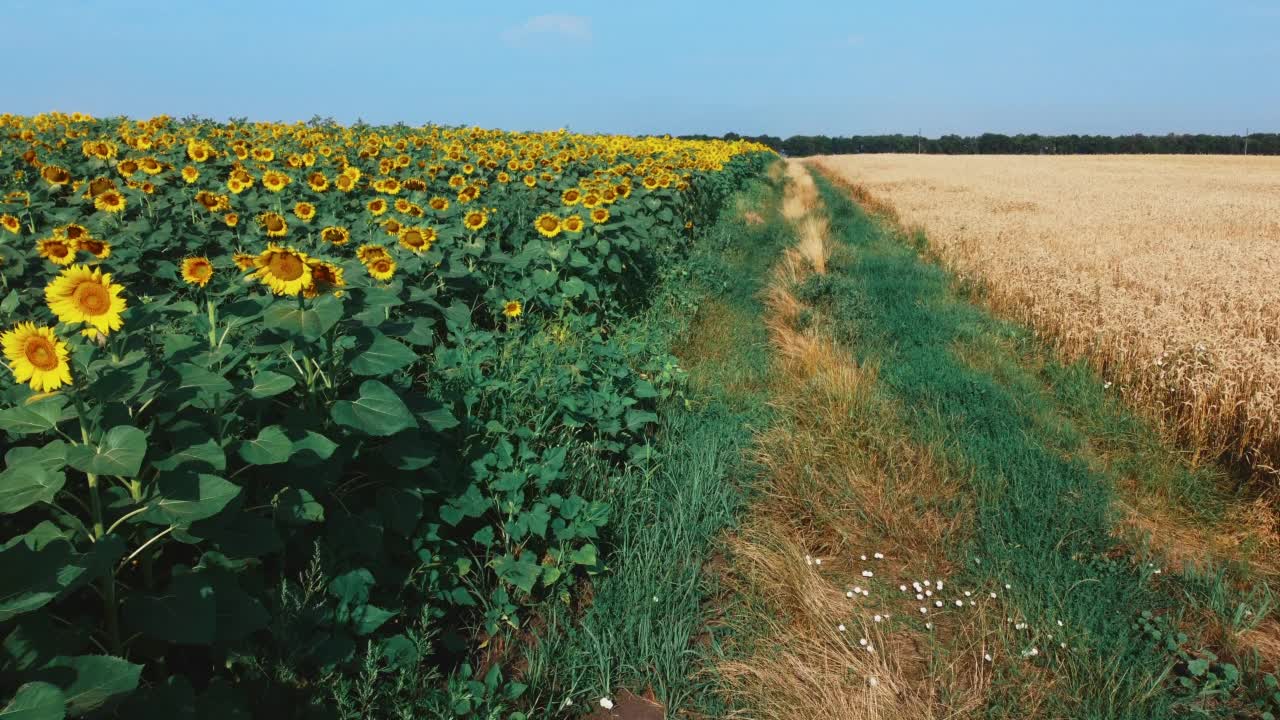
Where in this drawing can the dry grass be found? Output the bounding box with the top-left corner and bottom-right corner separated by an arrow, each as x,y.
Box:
812,154 -> 1280,481
715,162 -> 1012,720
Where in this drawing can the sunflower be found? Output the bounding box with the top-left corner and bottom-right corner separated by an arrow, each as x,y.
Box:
41,165 -> 72,187
457,185 -> 480,203
642,175 -> 660,190
59,224 -> 89,242
307,172 -> 329,192
37,238 -> 76,266
590,207 -> 610,224
45,265 -> 127,334
334,174 -> 356,192
463,210 -> 488,231
293,202 -> 316,222
261,170 -> 291,193
321,226 -> 350,245
1,323 -> 72,392
534,213 -> 562,238
94,189 -> 127,213
447,174 -> 466,189
194,190 -> 225,212
251,244 -> 312,296
77,238 -> 111,259
258,212 -> 288,238
394,198 -> 412,214
0,214 -> 20,235
581,192 -> 602,208
366,256 -> 397,282
138,157 -> 163,175
187,141 -> 213,162
181,256 -> 214,287
224,212 -> 239,228
305,259 -> 345,296
367,198 -> 388,216
496,171 -> 511,184
522,175 -> 537,188
357,244 -> 390,264
181,166 -> 199,184
503,300 -> 523,319
117,159 -> 139,177
563,215 -> 586,234
397,226 -> 436,254
561,188 -> 582,206
381,218 -> 402,236
428,196 -> 449,212
232,252 -> 256,271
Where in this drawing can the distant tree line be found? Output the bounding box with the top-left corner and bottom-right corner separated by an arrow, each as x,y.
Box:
680,132 -> 1280,156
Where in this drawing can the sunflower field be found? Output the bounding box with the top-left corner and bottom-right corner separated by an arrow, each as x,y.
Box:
0,112 -> 771,717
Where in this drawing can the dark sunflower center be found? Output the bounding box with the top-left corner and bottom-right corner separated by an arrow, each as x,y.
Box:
24,337 -> 58,371
192,263 -> 212,279
404,231 -> 424,247
267,216 -> 284,231
268,253 -> 305,281
73,282 -> 110,315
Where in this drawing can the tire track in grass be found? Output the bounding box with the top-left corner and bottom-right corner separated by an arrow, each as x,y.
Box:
713,163 -> 1015,719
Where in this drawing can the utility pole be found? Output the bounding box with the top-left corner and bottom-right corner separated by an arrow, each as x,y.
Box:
1244,128 -> 1250,155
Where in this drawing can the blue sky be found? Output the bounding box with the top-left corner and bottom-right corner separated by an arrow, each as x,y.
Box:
4,0 -> 1278,136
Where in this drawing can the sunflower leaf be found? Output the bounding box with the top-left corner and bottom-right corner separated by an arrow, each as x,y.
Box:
237,425 -> 293,466
146,473 -> 241,525
350,332 -> 418,377
331,380 -> 416,436
263,294 -> 344,341
0,396 -> 71,435
0,464 -> 65,515
0,681 -> 66,720
246,370 -> 296,399
67,426 -> 147,478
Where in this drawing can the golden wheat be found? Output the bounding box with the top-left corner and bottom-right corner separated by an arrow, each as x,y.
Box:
813,154 -> 1280,480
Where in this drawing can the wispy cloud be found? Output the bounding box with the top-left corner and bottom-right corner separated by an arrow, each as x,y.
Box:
501,14 -> 592,46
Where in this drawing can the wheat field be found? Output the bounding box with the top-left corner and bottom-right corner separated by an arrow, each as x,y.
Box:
813,154 -> 1280,480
